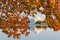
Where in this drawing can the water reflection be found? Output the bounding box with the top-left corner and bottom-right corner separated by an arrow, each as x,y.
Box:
34,26 -> 42,34
0,20 -> 60,39
0,22 -> 60,40
28,21 -> 60,34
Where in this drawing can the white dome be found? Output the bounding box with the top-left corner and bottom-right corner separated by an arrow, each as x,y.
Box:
35,16 -> 43,22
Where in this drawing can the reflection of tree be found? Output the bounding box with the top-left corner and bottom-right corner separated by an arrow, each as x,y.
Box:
35,19 -> 60,32
0,0 -> 60,39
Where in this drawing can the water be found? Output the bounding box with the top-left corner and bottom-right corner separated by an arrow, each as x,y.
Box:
0,24 -> 60,40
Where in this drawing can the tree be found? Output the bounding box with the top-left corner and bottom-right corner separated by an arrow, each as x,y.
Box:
0,0 -> 60,38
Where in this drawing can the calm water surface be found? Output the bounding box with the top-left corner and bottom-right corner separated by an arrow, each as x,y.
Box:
0,24 -> 60,40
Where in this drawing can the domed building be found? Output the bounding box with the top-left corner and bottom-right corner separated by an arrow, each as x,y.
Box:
35,16 -> 43,24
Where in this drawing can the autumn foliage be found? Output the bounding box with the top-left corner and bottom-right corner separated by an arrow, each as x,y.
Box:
0,0 -> 60,38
